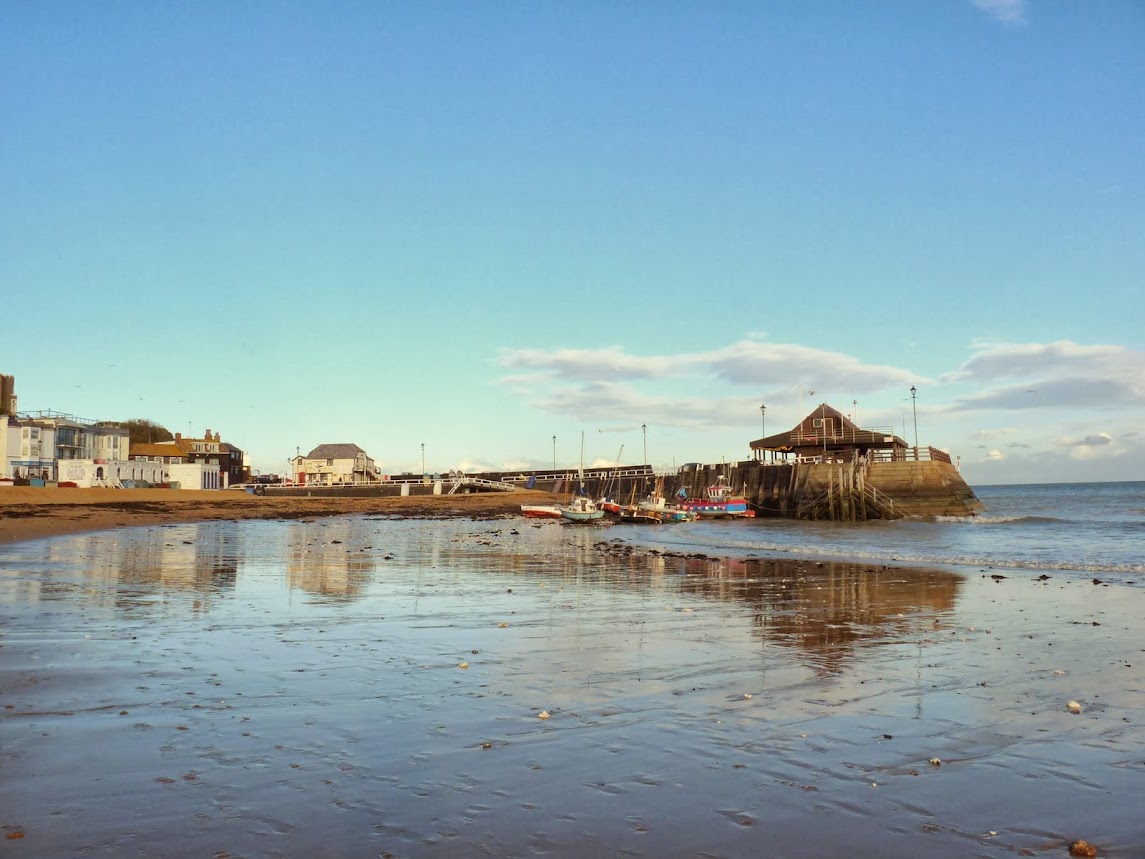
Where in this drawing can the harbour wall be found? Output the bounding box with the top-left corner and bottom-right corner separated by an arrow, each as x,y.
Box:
264,459 -> 983,520
553,459 -> 983,519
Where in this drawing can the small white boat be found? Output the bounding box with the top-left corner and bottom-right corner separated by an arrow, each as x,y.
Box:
559,496 -> 605,523
520,504 -> 562,519
559,432 -> 606,523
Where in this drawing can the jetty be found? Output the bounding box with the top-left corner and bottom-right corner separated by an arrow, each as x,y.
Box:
263,403 -> 982,521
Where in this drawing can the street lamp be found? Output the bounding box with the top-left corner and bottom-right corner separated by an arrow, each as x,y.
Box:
759,403 -> 767,463
552,435 -> 556,470
642,423 -> 647,466
910,385 -> 918,451
421,442 -> 425,475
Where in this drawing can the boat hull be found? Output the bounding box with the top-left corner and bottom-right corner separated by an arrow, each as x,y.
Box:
559,509 -> 605,523
680,499 -> 755,518
521,505 -> 562,519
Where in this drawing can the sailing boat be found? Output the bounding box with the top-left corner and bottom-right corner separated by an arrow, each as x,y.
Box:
559,432 -> 605,523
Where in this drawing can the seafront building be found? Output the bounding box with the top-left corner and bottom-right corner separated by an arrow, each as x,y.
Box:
289,443 -> 381,486
0,373 -> 237,490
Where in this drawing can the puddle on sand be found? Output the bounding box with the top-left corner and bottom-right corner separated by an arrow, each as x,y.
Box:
1,516 -> 1143,857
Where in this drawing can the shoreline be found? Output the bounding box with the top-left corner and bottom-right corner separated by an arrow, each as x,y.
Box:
0,486 -> 544,546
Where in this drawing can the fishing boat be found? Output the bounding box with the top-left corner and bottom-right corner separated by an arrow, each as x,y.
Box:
638,493 -> 698,523
520,504 -> 562,519
680,476 -> 755,518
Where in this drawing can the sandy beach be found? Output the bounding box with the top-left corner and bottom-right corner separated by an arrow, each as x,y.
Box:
1,490 -> 1142,857
0,486 -> 540,546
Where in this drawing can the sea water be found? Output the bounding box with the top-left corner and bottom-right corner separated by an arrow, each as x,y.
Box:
612,480 -> 1145,578
2,484 -> 1143,857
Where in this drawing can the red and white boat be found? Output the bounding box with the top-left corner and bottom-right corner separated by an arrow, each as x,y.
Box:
520,504 -> 563,519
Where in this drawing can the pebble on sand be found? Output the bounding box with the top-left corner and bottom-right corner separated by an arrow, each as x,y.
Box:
1067,700 -> 1083,714
537,710 -> 551,720
1069,839 -> 1097,857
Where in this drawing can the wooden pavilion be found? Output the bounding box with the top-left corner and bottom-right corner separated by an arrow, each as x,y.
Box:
750,403 -> 910,464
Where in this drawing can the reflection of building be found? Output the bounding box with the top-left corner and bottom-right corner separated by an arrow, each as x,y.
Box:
290,443 -> 381,486
285,520 -> 377,598
38,523 -> 238,606
678,559 -> 961,668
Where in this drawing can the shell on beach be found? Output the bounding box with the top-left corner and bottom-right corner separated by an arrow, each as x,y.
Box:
1067,700 -> 1083,714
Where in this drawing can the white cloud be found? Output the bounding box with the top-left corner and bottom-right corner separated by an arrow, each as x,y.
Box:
970,0 -> 1026,25
499,340 -> 919,392
942,341 -> 1145,411
496,346 -> 682,381
1058,432 -> 1113,449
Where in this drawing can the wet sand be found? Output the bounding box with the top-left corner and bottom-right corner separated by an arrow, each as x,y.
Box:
1,510 -> 1142,857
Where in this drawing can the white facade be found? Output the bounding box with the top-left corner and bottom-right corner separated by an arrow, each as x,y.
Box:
291,445 -> 378,485
0,415 -> 10,479
52,459 -> 221,489
167,462 -> 221,490
55,458 -> 167,488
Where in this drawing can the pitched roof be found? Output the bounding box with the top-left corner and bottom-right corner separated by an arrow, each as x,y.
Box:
750,403 -> 907,451
306,443 -> 367,459
130,442 -> 184,457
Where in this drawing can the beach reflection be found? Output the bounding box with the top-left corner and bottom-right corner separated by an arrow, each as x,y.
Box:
283,518 -> 377,599
5,517 -> 1143,858
677,558 -> 960,669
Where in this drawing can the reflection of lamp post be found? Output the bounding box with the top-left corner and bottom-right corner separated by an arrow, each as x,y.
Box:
421,443 -> 425,475
552,435 -> 556,470
642,423 -> 647,466
910,385 -> 918,451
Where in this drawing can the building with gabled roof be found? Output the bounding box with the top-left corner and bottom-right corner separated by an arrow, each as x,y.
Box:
750,403 -> 912,464
290,443 -> 380,486
129,428 -> 245,488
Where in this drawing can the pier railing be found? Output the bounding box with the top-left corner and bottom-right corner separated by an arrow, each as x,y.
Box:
869,446 -> 951,464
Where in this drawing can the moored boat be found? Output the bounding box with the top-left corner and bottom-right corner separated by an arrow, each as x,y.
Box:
559,496 -> 606,523
520,504 -> 562,519
680,476 -> 755,518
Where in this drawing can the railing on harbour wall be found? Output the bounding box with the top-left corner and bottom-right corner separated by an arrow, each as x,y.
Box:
869,447 -> 951,464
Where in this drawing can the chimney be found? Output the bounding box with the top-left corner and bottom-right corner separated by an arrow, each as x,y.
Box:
214,432 -> 221,442
175,433 -> 182,441
204,428 -> 211,440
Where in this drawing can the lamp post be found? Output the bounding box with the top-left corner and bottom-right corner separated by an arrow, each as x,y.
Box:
552,435 -> 556,470
421,443 -> 425,475
910,385 -> 918,452
642,423 -> 647,467
759,403 -> 767,463
821,402 -> 827,459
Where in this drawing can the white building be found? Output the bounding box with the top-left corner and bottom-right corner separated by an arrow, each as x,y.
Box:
290,443 -> 380,485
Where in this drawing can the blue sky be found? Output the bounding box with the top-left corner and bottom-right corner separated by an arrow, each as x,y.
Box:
3,1 -> 1142,485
